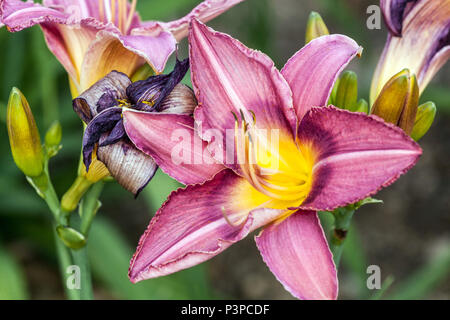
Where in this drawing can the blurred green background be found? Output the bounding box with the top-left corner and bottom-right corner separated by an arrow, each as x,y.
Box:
0,0 -> 449,299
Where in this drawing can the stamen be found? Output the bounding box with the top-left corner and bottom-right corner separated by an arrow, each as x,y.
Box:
232,110 -> 311,203
118,0 -> 125,32
98,0 -> 105,22
111,0 -> 116,25
221,207 -> 246,228
249,110 -> 256,124
125,0 -> 137,34
141,100 -> 155,107
116,98 -> 130,107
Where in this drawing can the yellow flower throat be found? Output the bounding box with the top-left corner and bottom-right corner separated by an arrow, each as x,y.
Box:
233,111 -> 314,211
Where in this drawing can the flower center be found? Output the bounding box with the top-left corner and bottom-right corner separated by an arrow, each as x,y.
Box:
234,111 -> 314,207
98,0 -> 137,34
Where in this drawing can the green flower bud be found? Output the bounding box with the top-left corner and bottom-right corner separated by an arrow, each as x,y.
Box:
371,69 -> 419,135
411,102 -> 436,141
334,71 -> 358,111
305,11 -> 330,44
328,78 -> 340,106
354,99 -> 369,114
45,121 -> 62,147
56,225 -> 86,250
6,87 -> 44,177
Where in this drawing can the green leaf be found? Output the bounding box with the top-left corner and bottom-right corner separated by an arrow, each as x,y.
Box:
387,245 -> 450,299
353,197 -> 383,210
88,217 -> 213,299
370,275 -> 395,300
0,243 -> 29,300
342,226 -> 369,296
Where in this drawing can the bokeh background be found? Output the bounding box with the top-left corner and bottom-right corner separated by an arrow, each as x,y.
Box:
0,0 -> 449,300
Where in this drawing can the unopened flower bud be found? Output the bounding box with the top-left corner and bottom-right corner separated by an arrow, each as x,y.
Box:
334,71 -> 358,111
56,225 -> 86,250
411,102 -> 436,141
305,11 -> 330,44
371,69 -> 419,135
45,121 -> 62,147
6,87 -> 44,177
354,99 -> 369,114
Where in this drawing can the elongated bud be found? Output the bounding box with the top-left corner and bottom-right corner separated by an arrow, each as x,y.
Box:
354,99 -> 369,114
7,87 -> 44,177
411,102 -> 436,141
45,121 -> 62,147
305,11 -> 330,44
56,225 -> 86,250
334,71 -> 358,111
328,78 -> 340,106
371,69 -> 419,135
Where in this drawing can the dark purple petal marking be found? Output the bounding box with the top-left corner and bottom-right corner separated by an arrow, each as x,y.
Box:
99,119 -> 126,147
126,58 -> 189,112
82,107 -> 122,171
381,0 -> 417,36
97,89 -> 121,113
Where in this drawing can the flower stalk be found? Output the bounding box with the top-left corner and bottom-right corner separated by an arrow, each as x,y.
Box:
328,206 -> 355,267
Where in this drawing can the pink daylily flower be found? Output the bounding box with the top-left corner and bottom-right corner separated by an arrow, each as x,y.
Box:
0,0 -> 244,94
122,20 -> 422,300
371,0 -> 450,103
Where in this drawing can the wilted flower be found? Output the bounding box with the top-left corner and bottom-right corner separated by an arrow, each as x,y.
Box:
0,0 -> 244,94
371,0 -> 450,103
125,20 -> 422,300
73,58 -> 222,195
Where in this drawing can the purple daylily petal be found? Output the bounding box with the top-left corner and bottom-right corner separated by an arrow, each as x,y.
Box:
123,109 -> 225,185
281,35 -> 361,122
0,0 -> 109,85
99,119 -> 126,147
126,58 -> 189,111
158,0 -> 245,41
298,106 -> 422,211
129,169 -> 284,283
380,0 -> 417,36
78,30 -> 145,90
2,0 -> 240,93
1,0 -> 68,31
189,19 -> 297,170
158,84 -> 198,115
97,139 -> 158,196
255,211 -> 338,300
371,0 -> 450,102
82,107 -> 122,170
73,70 -> 131,123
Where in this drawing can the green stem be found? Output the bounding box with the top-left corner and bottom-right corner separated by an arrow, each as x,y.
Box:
33,169 -> 79,299
32,161 -> 100,300
329,206 -> 355,267
53,225 -> 79,300
71,243 -> 93,300
69,181 -> 104,300
80,182 -> 104,235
